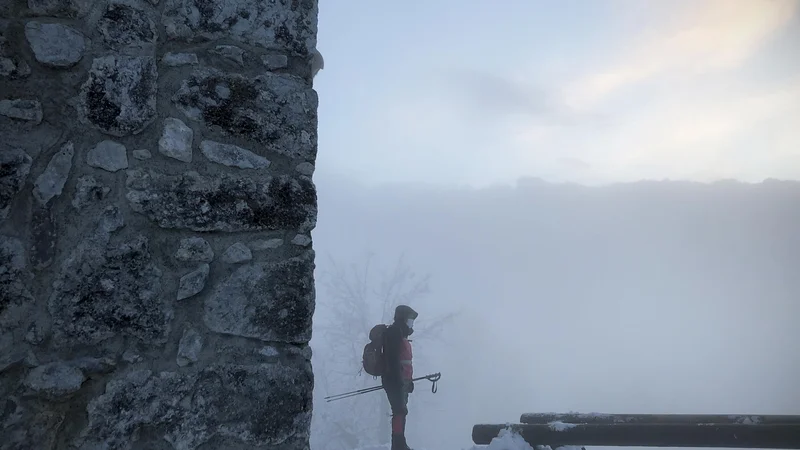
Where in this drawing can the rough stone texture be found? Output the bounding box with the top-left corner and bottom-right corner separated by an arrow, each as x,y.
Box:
176,327 -> 202,366
262,54 -> 289,70
204,250 -> 315,344
158,117 -> 194,162
0,32 -> 31,79
30,206 -> 57,269
173,69 -> 318,161
27,0 -> 91,17
87,140 -> 129,172
296,161 -> 315,176
200,140 -> 271,169
1,1 -> 319,448
24,21 -> 85,68
250,238 -> 284,250
0,235 -> 36,372
162,0 -> 318,56
77,55 -> 158,136
291,233 -> 312,247
23,361 -> 86,400
48,207 -> 173,346
162,52 -> 198,66
177,263 -> 209,300
221,242 -> 251,263
126,169 -> 317,233
72,175 -> 111,209
0,99 -> 42,123
78,362 -> 312,449
97,3 -> 158,49
210,44 -> 245,65
175,237 -> 214,262
132,148 -> 152,160
33,141 -> 73,206
0,148 -> 32,221
0,400 -> 64,450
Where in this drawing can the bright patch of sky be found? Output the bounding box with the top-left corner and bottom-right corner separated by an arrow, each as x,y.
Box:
314,0 -> 800,187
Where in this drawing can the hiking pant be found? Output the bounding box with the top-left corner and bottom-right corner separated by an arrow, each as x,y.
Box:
382,379 -> 409,436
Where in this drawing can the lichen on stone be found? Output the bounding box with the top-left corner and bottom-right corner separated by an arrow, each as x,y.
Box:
48,207 -> 173,347
162,0 -> 318,56
126,169 -> 317,233
78,55 -> 158,137
204,250 -> 315,344
72,175 -> 111,209
173,68 -> 318,161
78,361 -> 312,449
175,237 -> 214,262
0,235 -> 36,373
98,3 -> 158,49
0,148 -> 32,220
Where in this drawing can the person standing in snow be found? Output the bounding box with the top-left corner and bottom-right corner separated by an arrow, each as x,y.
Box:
381,304 -> 419,450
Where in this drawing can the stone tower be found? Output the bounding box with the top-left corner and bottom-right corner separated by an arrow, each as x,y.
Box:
0,1 -> 320,449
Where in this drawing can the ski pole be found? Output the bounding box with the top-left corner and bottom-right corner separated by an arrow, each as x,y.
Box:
324,372 -> 441,402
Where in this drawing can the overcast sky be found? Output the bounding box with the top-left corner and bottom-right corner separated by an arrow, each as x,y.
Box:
314,0 -> 800,188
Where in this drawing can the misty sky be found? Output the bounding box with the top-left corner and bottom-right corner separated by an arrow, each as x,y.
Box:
314,0 -> 800,188
308,2 -> 800,450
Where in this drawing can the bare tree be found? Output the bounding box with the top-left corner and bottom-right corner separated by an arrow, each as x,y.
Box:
310,251 -> 458,449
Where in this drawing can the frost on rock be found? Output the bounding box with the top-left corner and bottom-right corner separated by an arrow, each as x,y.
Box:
204,250 -> 315,344
176,327 -> 202,366
249,238 -> 283,251
79,362 -> 312,450
78,55 -> 158,137
162,52 -> 198,66
98,3 -> 157,49
72,175 -> 110,210
175,236 -> 213,262
33,141 -> 73,206
132,149 -> 152,160
173,68 -> 318,161
158,117 -> 193,162
210,45 -> 245,65
262,54 -> 288,70
48,207 -> 173,347
23,361 -> 86,400
221,242 -> 251,263
177,263 -> 209,301
296,162 -> 314,176
200,140 -> 271,169
291,234 -> 311,247
162,0 -> 318,56
0,148 -> 32,220
87,139 -> 129,172
126,169 -> 317,233
0,235 -> 36,372
0,99 -> 42,123
24,21 -> 85,68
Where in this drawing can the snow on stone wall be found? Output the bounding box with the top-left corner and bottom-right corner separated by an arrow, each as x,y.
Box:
0,1 -> 319,449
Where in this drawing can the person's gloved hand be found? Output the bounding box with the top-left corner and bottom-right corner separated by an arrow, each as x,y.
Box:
405,380 -> 414,393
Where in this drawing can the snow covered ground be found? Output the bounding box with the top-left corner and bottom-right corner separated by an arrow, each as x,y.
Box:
356,428 -> 584,450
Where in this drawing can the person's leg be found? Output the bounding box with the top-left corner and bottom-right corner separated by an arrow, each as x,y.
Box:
383,383 -> 409,449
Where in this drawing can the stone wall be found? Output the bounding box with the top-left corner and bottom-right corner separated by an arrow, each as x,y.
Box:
0,1 -> 319,449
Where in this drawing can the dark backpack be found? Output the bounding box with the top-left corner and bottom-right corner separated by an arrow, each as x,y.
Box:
362,324 -> 388,377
